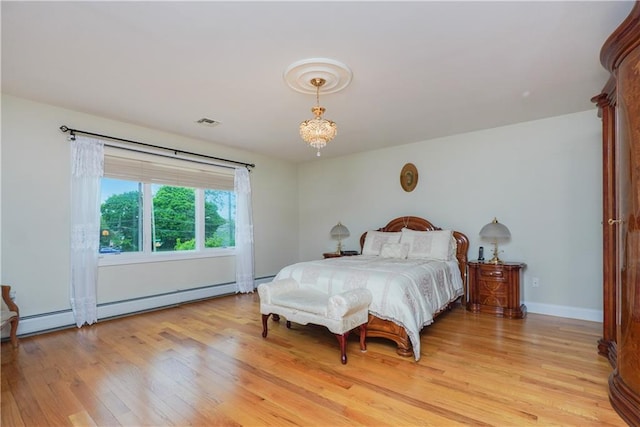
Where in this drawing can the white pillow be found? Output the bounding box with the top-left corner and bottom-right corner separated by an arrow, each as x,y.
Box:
362,231 -> 402,256
380,242 -> 410,259
448,235 -> 458,260
400,229 -> 454,260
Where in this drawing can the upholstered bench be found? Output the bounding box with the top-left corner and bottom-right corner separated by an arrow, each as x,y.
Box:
258,278 -> 372,364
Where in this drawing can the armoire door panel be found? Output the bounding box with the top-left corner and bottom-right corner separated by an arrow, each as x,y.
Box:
616,43 -> 640,399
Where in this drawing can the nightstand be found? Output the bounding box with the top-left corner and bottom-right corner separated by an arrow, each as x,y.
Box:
323,251 -> 359,259
323,252 -> 342,259
466,261 -> 526,319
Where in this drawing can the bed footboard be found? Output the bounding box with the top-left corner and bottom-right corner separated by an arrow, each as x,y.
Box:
364,314 -> 413,357
363,299 -> 461,358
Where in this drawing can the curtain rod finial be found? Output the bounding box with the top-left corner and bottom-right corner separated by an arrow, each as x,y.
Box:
60,125 -> 69,133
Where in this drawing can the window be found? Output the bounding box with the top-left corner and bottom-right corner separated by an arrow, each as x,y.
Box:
99,147 -> 235,259
100,178 -> 142,253
205,189 -> 236,248
151,184 -> 196,252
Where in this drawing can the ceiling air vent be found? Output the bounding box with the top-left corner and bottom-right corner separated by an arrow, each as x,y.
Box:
196,117 -> 220,127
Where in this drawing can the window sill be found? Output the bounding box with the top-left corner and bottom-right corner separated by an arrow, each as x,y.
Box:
98,248 -> 235,267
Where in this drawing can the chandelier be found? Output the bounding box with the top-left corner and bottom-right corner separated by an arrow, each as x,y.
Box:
299,78 -> 337,157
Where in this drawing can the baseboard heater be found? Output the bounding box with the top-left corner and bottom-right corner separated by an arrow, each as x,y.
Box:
13,276 -> 275,337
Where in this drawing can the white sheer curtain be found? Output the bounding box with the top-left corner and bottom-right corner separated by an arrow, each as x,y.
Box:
235,167 -> 255,293
70,136 -> 104,327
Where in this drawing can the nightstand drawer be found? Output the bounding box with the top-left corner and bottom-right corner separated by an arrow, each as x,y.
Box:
479,268 -> 506,280
479,280 -> 508,295
478,281 -> 508,306
479,294 -> 508,307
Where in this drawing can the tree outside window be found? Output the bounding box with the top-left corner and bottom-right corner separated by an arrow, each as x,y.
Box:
100,178 -> 235,254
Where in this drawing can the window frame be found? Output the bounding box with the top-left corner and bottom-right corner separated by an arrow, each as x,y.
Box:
99,148 -> 236,266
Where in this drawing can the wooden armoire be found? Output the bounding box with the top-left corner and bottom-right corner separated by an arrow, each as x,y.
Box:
592,2 -> 640,425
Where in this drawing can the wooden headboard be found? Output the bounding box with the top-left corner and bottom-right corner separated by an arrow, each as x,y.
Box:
359,216 -> 469,280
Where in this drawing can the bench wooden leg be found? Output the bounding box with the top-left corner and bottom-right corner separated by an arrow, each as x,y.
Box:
261,313 -> 271,338
262,313 -> 293,339
359,323 -> 367,352
9,317 -> 18,348
335,332 -> 349,364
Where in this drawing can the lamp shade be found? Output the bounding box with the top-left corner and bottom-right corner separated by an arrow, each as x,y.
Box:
479,217 -> 510,264
479,217 -> 511,240
330,222 -> 350,240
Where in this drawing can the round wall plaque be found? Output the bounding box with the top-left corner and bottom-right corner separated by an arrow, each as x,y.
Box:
400,163 -> 418,192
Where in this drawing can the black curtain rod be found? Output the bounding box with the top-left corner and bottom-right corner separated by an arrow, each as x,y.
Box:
59,125 -> 255,169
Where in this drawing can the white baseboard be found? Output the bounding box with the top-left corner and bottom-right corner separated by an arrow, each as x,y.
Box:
525,301 -> 603,322
16,276 -> 276,337
255,276 -> 274,286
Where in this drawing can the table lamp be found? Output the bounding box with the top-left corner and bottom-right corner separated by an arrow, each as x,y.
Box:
330,222 -> 350,254
479,217 -> 511,264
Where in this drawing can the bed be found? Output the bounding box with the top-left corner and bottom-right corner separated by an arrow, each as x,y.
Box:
274,216 -> 469,360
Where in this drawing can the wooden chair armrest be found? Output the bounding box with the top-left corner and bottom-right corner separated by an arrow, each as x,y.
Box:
1,285 -> 19,314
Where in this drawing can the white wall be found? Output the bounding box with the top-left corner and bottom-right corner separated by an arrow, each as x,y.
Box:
298,111 -> 603,320
1,93 -> 605,329
1,94 -> 299,321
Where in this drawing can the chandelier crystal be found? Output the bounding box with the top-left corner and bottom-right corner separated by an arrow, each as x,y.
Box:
299,78 -> 337,157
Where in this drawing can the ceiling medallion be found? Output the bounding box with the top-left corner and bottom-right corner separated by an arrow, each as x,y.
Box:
284,58 -> 353,94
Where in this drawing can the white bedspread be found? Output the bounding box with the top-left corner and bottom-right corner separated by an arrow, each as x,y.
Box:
274,255 -> 464,360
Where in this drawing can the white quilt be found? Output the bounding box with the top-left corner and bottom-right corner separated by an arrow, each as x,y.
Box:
274,255 -> 464,360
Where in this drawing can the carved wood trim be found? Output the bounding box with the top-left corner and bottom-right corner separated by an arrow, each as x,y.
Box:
609,370 -> 640,426
359,216 -> 469,281
600,2 -> 640,72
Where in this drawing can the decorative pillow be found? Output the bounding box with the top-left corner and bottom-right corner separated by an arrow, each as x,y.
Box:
362,231 -> 402,256
400,229 -> 454,260
380,242 -> 410,259
448,235 -> 458,260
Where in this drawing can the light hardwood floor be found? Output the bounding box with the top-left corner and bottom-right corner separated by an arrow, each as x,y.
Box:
1,294 -> 625,426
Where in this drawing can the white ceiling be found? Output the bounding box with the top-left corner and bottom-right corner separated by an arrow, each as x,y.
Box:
1,1 -> 634,163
